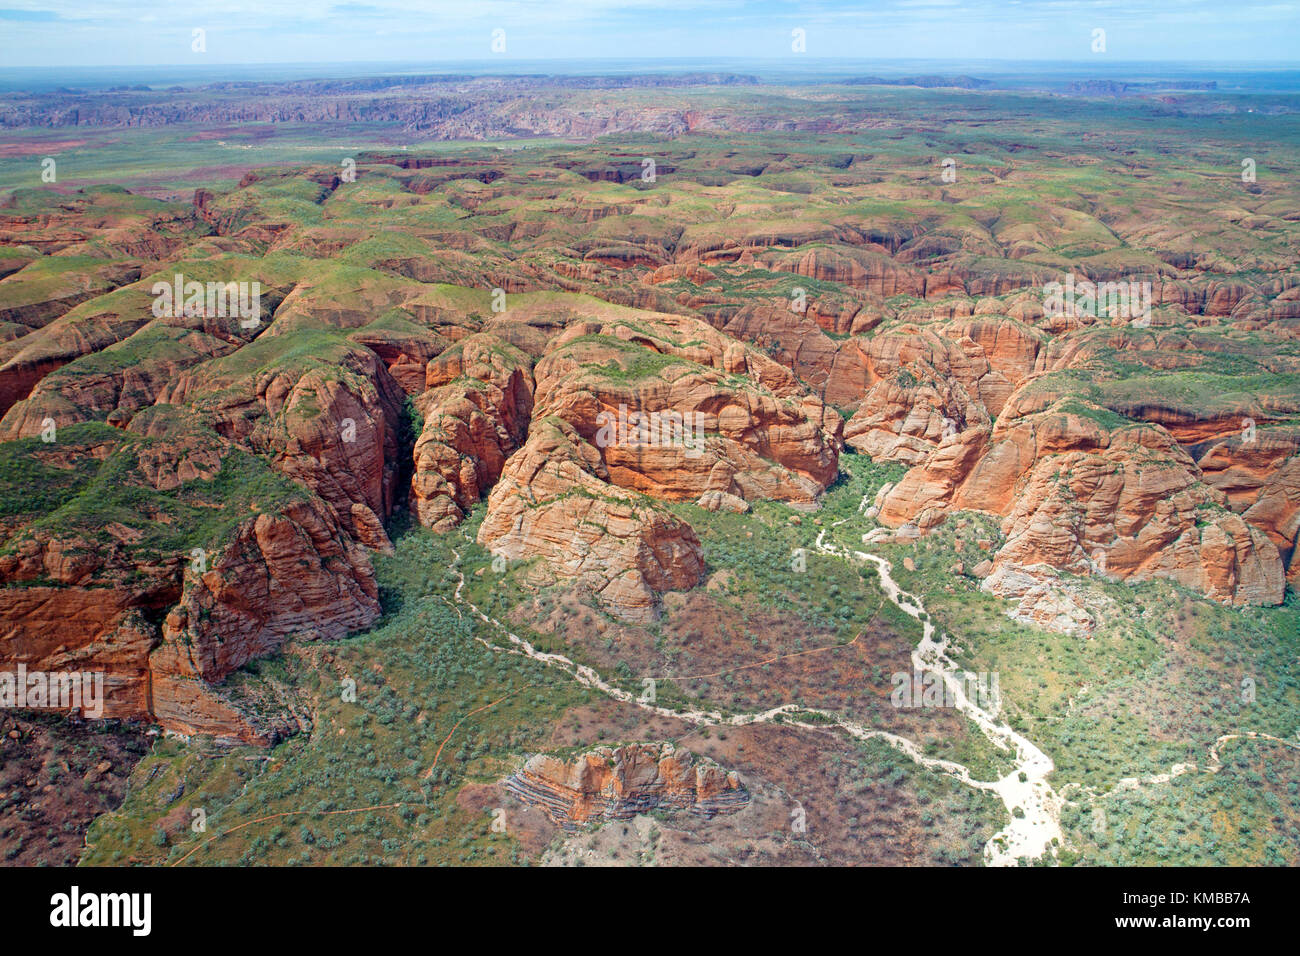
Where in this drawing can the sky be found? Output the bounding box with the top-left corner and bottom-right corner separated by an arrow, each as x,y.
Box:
0,0 -> 1297,67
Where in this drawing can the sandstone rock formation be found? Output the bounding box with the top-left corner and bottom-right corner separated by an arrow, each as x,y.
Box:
533,317 -> 841,507
844,368 -> 988,465
1243,456 -> 1300,587
0,400 -> 382,741
504,743 -> 748,831
879,400 -> 1287,608
410,334 -> 533,530
388,301 -> 844,619
160,336 -> 406,551
477,417 -> 705,622
3,130 -> 1299,741
150,495 -> 380,741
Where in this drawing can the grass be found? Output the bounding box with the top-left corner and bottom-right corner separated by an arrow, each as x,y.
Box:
817,448 -> 1300,863
0,422 -> 122,522
0,420 -> 307,561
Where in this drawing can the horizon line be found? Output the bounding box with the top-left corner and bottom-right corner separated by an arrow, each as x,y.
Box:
6,56 -> 1299,71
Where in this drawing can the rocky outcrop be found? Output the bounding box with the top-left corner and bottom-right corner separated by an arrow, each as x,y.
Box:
790,316 -> 1041,429
347,323 -> 449,395
410,334 -> 533,531
460,305 -> 841,617
149,495 -> 380,741
0,415 -> 381,741
696,489 -> 750,513
1194,428 -> 1300,511
879,400 -> 1286,606
504,743 -> 748,831
773,246 -> 924,297
477,417 -> 704,622
534,316 -> 842,508
161,337 -> 406,550
0,326 -> 236,440
0,493 -> 380,742
979,564 -> 1115,636
1242,456 -> 1300,586
844,369 -> 989,465
716,302 -> 844,395
0,591 -> 161,719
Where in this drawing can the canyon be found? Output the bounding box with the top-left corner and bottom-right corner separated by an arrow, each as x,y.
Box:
2,128 -> 1298,735
0,76 -> 1297,867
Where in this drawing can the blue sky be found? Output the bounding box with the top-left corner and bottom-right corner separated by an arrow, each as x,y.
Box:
0,1 -> 1296,67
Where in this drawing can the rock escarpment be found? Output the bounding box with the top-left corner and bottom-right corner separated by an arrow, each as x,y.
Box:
476,417 -> 706,622
532,315 -> 842,506
149,494 -> 380,740
159,335 -> 407,553
410,335 -> 534,531
878,400 -> 1287,617
406,304 -> 843,620
504,743 -> 749,831
0,410 -> 382,742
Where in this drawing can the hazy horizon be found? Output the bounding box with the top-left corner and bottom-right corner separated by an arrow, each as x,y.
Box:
4,57 -> 1300,96
1,1 -> 1297,68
